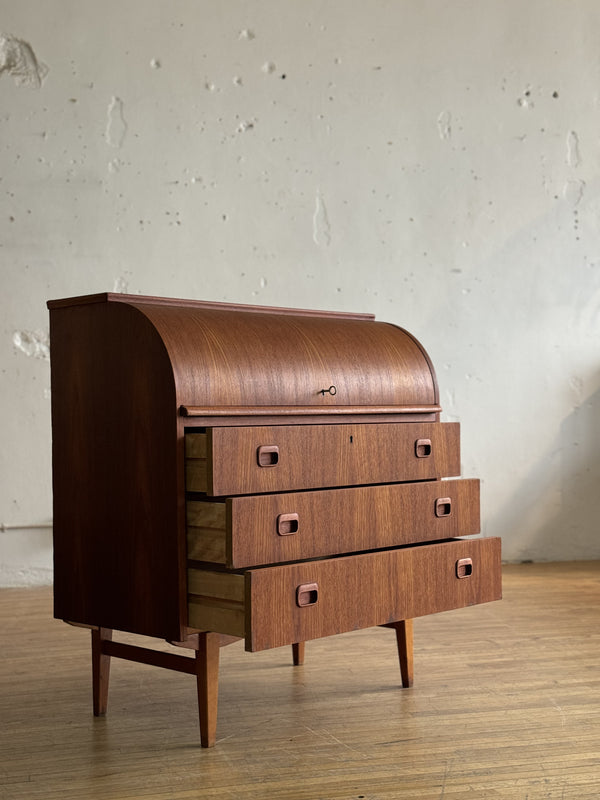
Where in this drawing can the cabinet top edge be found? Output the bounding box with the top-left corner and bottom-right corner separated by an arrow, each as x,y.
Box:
46,292 -> 376,321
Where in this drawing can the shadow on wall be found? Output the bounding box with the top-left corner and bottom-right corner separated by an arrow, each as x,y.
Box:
549,382 -> 600,559
492,379 -> 600,562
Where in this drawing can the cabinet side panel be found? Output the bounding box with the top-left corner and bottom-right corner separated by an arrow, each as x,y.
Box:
49,301 -> 182,639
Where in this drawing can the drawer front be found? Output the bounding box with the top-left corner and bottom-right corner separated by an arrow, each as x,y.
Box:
187,478 -> 480,568
187,537 -> 502,651
185,422 -> 460,495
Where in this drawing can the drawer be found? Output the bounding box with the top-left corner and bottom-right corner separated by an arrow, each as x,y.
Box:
185,422 -> 460,495
187,537 -> 501,651
187,478 -> 480,568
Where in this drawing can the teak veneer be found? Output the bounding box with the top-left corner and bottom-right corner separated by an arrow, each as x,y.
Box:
47,293 -> 501,747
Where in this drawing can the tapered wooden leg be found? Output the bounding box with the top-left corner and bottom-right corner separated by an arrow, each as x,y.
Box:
196,632 -> 221,747
91,627 -> 112,716
292,642 -> 305,665
393,619 -> 414,688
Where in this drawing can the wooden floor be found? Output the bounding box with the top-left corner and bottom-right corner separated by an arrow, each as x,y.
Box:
1,562 -> 599,799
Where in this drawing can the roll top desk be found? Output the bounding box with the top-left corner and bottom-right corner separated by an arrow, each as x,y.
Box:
47,293 -> 501,747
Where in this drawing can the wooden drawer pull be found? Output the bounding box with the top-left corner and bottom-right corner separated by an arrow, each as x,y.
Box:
296,582 -> 319,607
435,497 -> 452,517
277,513 -> 299,536
456,558 -> 473,579
257,445 -> 279,467
415,438 -> 432,458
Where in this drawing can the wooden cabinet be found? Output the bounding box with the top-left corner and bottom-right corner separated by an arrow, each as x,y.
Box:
47,292 -> 501,747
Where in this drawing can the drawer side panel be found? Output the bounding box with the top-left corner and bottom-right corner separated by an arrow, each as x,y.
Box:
187,569 -> 245,637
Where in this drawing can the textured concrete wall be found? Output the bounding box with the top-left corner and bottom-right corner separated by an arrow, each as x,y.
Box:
2,1 -> 600,584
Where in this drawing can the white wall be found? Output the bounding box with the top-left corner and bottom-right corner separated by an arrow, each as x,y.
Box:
2,1 -> 600,585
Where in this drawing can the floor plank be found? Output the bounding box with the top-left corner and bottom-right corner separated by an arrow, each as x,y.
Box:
1,562 -> 599,799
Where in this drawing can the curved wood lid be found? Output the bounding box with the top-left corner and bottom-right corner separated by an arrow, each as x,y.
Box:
48,293 -> 439,413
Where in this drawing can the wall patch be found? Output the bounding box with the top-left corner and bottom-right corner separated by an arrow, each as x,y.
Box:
0,32 -> 48,88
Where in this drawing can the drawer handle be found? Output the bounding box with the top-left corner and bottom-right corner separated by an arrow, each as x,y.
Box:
277,513 -> 299,536
296,582 -> 319,607
456,558 -> 473,579
257,445 -> 279,467
415,438 -> 432,458
435,497 -> 452,517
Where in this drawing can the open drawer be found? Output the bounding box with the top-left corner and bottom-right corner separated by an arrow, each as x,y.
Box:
188,537 -> 501,651
185,422 -> 460,496
187,478 -> 481,568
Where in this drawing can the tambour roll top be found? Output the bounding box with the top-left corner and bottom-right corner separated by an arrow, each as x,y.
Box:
47,293 -> 440,416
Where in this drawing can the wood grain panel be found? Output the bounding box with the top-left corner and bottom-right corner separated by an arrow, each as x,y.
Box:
186,501 -> 228,562
187,538 -> 501,652
187,501 -> 226,529
186,422 -> 460,495
187,599 -> 245,638
186,529 -> 227,563
186,479 -> 480,568
188,569 -> 245,602
245,538 -> 501,651
131,302 -> 439,411
185,434 -> 207,458
48,300 -> 184,640
187,569 -> 245,637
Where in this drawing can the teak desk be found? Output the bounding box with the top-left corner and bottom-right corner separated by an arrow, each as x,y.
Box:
47,293 -> 501,747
